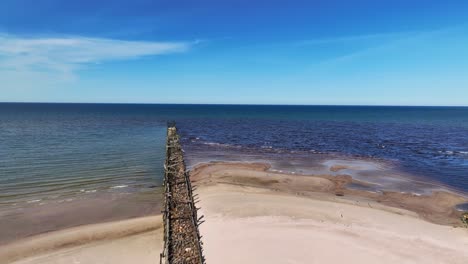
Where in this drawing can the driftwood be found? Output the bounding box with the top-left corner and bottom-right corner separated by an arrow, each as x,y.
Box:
160,123 -> 206,264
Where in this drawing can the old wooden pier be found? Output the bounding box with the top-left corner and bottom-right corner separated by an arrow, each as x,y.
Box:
160,123 -> 205,264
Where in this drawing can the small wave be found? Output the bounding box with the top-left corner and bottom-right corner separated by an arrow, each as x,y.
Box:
202,142 -> 233,147
85,190 -> 97,193
438,150 -> 468,156
57,198 -> 74,203
26,199 -> 41,203
261,145 -> 273,149
110,185 -> 128,189
438,150 -> 454,155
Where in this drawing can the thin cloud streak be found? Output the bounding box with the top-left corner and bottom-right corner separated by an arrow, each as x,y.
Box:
293,31 -> 415,47
306,25 -> 468,69
0,34 -> 192,81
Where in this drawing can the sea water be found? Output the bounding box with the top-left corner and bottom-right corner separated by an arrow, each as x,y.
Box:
1,103 -> 468,209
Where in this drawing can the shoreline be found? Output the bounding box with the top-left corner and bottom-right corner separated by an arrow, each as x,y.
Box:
0,189 -> 163,246
2,150 -> 465,246
184,145 -> 468,196
1,160 -> 467,263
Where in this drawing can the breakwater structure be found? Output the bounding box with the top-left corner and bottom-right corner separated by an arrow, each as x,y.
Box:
160,123 -> 206,264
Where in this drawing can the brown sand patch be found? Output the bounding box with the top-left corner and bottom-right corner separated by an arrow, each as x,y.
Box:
330,165 -> 349,172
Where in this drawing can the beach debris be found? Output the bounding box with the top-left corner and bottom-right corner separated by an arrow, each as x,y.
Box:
461,212 -> 468,226
335,190 -> 344,196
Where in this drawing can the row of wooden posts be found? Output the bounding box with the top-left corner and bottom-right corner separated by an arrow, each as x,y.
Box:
160,123 -> 206,264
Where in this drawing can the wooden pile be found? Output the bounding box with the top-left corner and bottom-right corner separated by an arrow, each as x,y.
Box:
160,124 -> 205,264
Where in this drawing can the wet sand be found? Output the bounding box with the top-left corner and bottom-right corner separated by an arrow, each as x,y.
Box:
0,190 -> 163,246
0,216 -> 163,264
11,230 -> 163,264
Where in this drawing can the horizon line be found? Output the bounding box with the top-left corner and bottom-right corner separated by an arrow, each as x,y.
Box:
1,101 -> 468,108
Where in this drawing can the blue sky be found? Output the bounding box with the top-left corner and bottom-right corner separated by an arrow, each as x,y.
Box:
1,0 -> 468,105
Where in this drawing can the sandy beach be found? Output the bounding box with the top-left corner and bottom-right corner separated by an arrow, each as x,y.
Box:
0,216 -> 164,264
198,183 -> 468,264
192,162 -> 468,264
1,161 -> 467,264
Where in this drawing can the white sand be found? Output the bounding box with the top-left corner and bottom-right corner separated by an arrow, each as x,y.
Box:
198,184 -> 468,264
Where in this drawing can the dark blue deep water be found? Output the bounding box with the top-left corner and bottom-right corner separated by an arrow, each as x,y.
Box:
1,103 -> 467,207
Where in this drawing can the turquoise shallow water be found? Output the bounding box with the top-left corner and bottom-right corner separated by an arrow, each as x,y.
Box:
0,103 -> 167,207
1,103 -> 468,209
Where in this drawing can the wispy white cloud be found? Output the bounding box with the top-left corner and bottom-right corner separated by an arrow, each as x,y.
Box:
0,34 -> 192,83
310,25 -> 468,68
